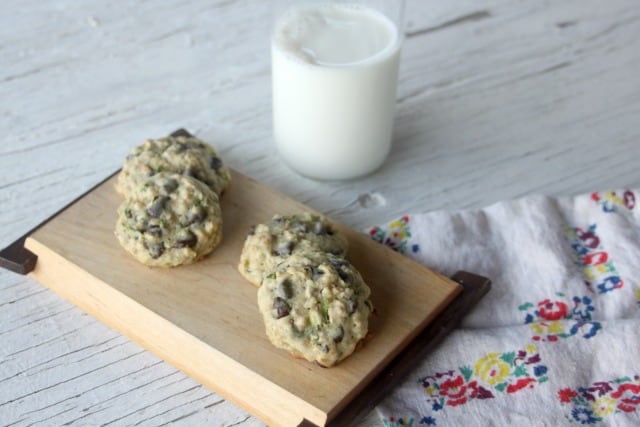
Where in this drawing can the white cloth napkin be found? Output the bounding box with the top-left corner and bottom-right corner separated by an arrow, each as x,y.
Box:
367,190 -> 640,426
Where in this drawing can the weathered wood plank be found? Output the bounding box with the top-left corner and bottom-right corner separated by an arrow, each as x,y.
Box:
1,0 -> 639,425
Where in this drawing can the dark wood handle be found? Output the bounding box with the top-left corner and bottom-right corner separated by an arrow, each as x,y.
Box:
0,238 -> 37,275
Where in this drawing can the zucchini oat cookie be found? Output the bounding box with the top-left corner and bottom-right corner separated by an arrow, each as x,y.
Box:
115,172 -> 223,267
115,134 -> 231,199
257,252 -> 372,367
238,213 -> 349,286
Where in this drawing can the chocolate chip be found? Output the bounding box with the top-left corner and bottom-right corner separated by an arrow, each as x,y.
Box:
329,247 -> 344,256
145,224 -> 162,237
311,221 -> 326,235
187,207 -> 206,224
273,297 -> 291,319
162,178 -> 179,193
174,141 -> 188,152
328,255 -> 347,268
347,299 -> 357,315
173,230 -> 197,248
321,343 -> 330,353
147,196 -> 169,218
146,241 -> 165,259
182,168 -> 202,182
247,225 -> 256,236
277,279 -> 294,299
290,220 -> 307,233
337,268 -> 350,282
311,266 -> 324,281
210,156 -> 222,170
332,326 -> 344,343
136,218 -> 149,232
273,241 -> 294,256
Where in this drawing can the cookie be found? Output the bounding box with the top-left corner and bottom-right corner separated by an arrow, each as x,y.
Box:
238,213 -> 349,286
115,172 -> 223,267
115,135 -> 231,198
257,252 -> 372,367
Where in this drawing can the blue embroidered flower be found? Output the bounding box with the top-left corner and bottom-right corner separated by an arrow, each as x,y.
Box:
571,407 -> 600,424
534,365 -> 548,377
420,416 -> 437,425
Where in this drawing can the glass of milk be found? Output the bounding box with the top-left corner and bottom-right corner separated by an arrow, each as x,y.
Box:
272,0 -> 405,180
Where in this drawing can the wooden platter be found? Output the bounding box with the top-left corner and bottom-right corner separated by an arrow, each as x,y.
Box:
0,133 -> 490,426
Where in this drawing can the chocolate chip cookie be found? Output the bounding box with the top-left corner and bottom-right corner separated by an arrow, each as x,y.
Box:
115,172 -> 223,267
238,213 -> 349,286
115,135 -> 231,198
257,252 -> 372,367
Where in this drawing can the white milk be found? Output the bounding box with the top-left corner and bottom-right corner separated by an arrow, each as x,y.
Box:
272,3 -> 402,180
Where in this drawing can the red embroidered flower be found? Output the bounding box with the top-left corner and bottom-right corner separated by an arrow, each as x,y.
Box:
506,378 -> 536,393
538,299 -> 568,321
577,229 -> 600,248
611,383 -> 640,413
581,251 -> 608,266
558,387 -> 579,403
439,375 -> 471,406
624,190 -> 635,210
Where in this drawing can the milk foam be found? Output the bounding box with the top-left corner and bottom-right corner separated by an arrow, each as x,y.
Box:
273,4 -> 399,66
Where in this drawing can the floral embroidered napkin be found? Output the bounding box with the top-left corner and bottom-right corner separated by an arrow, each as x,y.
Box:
367,190 -> 640,426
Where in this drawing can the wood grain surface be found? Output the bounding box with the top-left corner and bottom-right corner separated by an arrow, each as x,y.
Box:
1,0 -> 639,425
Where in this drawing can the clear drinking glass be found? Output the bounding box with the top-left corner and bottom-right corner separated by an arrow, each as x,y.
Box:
271,0 -> 405,180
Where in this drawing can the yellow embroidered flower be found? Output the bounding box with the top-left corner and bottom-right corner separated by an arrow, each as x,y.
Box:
424,386 -> 437,396
474,353 -> 511,386
546,321 -> 564,334
389,219 -> 408,239
525,344 -> 537,354
530,323 -> 545,334
529,321 -> 564,335
584,266 -> 598,281
604,191 -> 623,206
592,396 -> 616,417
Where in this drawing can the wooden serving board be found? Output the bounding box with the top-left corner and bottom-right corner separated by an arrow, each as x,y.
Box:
8,162 -> 466,426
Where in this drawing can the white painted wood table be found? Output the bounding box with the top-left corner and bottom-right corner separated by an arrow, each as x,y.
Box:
1,0 -> 639,425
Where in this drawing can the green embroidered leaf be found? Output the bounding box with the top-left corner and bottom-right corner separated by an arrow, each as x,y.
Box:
518,302 -> 534,311
500,351 -> 516,365
513,365 -> 528,377
460,365 -> 473,382
556,292 -> 566,297
538,376 -> 549,384
495,382 -> 507,392
575,395 -> 590,406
